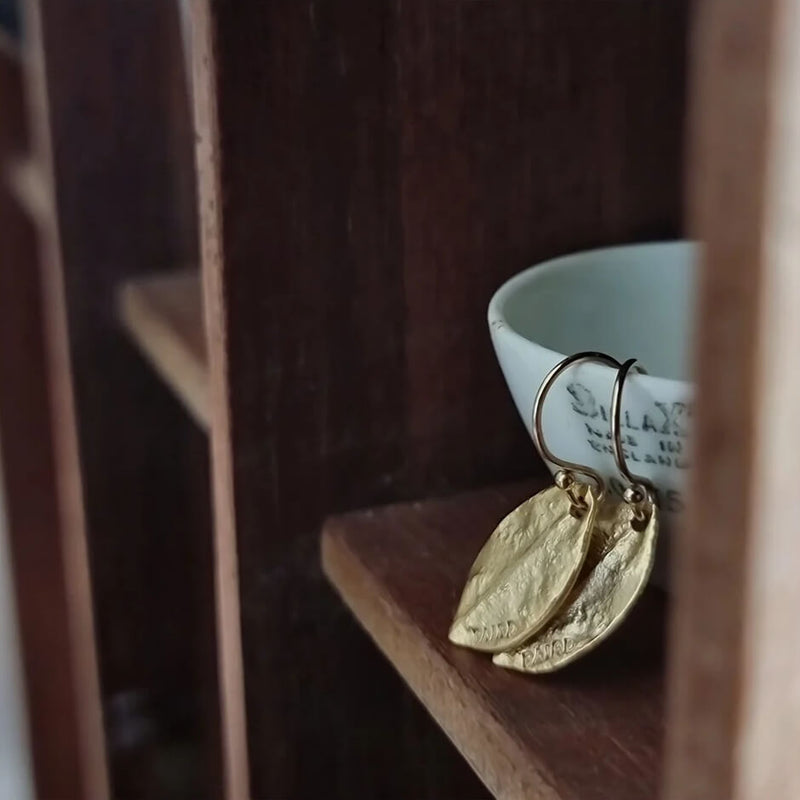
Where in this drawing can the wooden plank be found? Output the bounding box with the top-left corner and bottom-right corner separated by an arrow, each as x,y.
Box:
22,0 -> 222,796
193,0 -> 688,796
0,10 -> 82,799
665,1 -> 800,799
322,482 -> 666,800
18,2 -> 108,796
0,159 -> 91,800
191,4 -> 249,797
3,156 -> 50,226
117,270 -> 208,428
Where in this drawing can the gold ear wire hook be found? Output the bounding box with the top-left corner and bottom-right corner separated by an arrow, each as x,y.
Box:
532,351 -> 621,507
611,358 -> 657,514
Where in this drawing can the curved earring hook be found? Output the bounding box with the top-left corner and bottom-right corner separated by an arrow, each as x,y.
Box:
611,358 -> 656,506
532,351 -> 621,500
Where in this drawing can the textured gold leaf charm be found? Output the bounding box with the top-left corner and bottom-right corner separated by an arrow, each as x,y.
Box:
493,499 -> 658,673
448,485 -> 598,653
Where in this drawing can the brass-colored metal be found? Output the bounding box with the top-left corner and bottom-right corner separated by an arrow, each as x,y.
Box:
494,357 -> 661,673
611,358 -> 656,508
450,351 -> 619,653
449,485 -> 599,653
492,498 -> 659,673
533,351 -> 622,499
555,469 -> 590,515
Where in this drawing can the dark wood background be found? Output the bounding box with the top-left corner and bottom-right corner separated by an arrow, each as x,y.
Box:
1,17 -> 91,797
200,0 -> 689,796
0,150 -> 87,800
31,0 -> 220,795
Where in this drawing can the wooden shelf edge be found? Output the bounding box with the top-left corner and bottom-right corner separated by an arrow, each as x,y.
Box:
116,271 -> 209,428
322,518 -> 552,800
322,484 -> 665,800
3,156 -> 51,227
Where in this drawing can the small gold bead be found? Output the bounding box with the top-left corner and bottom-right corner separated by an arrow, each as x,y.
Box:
623,486 -> 645,505
555,471 -> 574,490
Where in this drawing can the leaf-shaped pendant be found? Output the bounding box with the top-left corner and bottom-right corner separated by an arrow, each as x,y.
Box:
448,485 -> 598,653
493,499 -> 658,673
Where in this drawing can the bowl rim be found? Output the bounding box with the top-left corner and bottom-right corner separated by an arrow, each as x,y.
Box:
487,240 -> 694,393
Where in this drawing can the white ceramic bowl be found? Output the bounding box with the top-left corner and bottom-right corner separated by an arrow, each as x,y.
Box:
489,242 -> 695,558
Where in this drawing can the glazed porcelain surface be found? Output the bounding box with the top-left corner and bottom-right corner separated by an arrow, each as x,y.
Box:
489,242 -> 695,579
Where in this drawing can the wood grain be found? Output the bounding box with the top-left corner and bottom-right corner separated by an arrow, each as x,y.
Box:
665,1 -> 800,799
1,17 -> 97,798
323,482 -> 666,800
22,0 -> 222,795
192,3 -> 249,794
18,1 -> 107,793
194,0 -> 688,795
117,270 -> 208,428
0,160 -> 90,800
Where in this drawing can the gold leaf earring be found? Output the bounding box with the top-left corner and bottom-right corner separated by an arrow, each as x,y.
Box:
448,352 -> 620,653
494,358 -> 660,673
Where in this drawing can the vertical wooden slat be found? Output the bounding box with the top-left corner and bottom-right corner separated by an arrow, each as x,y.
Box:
192,4 -> 249,797
0,20 -> 91,800
19,0 -> 222,795
18,1 -> 108,794
666,1 -> 800,798
0,165 -> 93,800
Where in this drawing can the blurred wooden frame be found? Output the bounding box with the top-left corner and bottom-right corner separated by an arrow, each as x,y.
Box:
0,3 -> 106,796
666,0 -> 800,798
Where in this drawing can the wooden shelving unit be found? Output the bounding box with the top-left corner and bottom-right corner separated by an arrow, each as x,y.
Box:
117,271 -> 208,428
110,267 -> 669,800
4,0 -> 800,798
1,2 -> 218,798
323,482 -> 665,800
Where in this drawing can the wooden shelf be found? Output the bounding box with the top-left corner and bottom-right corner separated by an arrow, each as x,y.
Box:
3,157 -> 51,226
117,271 -> 208,427
322,482 -> 666,800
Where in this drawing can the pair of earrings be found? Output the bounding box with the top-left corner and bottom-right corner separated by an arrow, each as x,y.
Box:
449,352 -> 659,673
